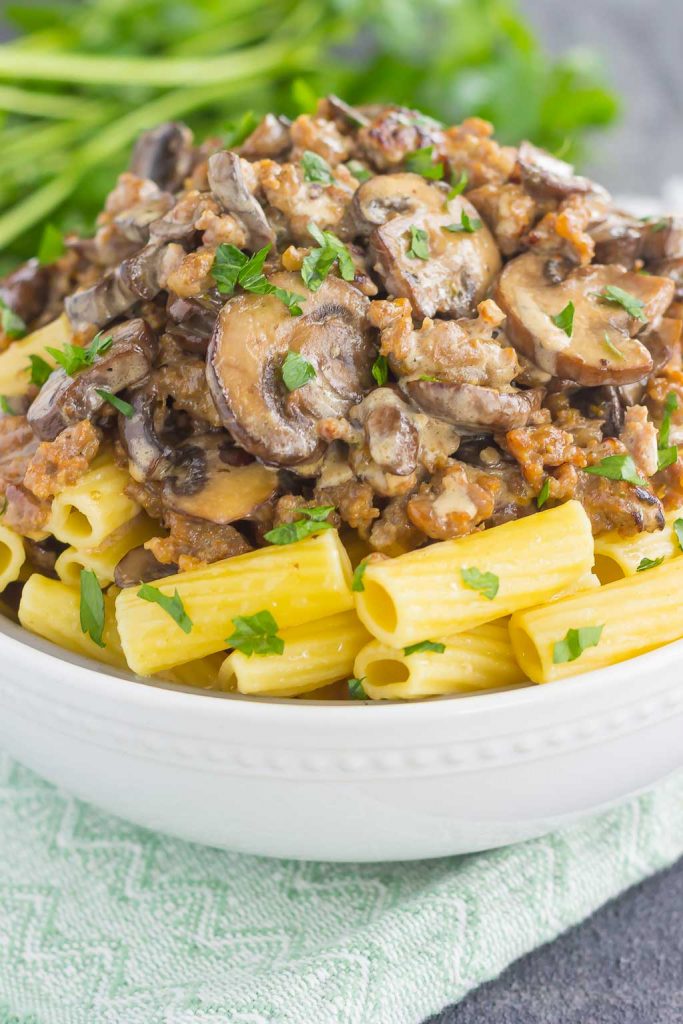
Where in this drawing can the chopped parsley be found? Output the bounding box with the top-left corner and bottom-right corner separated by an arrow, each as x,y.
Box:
584,454 -> 647,487
0,396 -> 9,414
673,518 -> 683,551
211,243 -> 304,315
37,223 -> 65,265
348,676 -> 368,700
79,568 -> 105,648
636,556 -> 664,572
446,169 -> 469,200
460,566 -> 499,600
137,584 -> 193,633
403,640 -> 446,656
658,392 -> 677,449
301,222 -> 355,291
603,333 -> 624,360
351,560 -> 367,593
552,625 -> 604,664
226,610 -> 284,657
46,332 -> 113,376
281,350 -> 316,392
301,150 -> 334,185
264,506 -> 334,545
536,478 -> 551,509
404,145 -> 444,181
0,298 -> 26,340
407,225 -> 430,260
371,354 -> 389,387
418,374 -> 439,382
95,389 -> 134,418
345,160 -> 372,183
593,285 -> 647,322
443,210 -> 481,234
551,301 -> 575,337
27,354 -> 52,387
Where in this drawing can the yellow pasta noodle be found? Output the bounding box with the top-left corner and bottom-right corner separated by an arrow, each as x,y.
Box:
219,610 -> 370,697
509,557 -> 683,683
115,529 -> 354,675
0,523 -> 26,593
0,315 -> 72,396
49,451 -> 140,548
55,513 -> 158,587
157,653 -> 225,690
355,500 -> 594,647
354,620 -> 524,700
593,504 -> 683,583
18,574 -> 125,669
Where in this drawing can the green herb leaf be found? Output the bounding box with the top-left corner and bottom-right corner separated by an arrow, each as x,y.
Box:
447,170 -> 469,200
211,243 -> 248,295
407,225 -> 429,260
0,396 -> 10,414
281,350 -> 316,391
418,374 -> 439,382
37,223 -> 65,265
351,560 -> 367,592
657,446 -> 678,472
79,568 -> 105,648
348,676 -> 367,699
673,518 -> 683,551
371,354 -> 389,387
223,110 -> 259,148
27,354 -> 52,387
45,332 -> 113,376
658,392 -> 678,448
552,625 -> 604,664
264,506 -> 334,545
271,286 -> 304,316
301,222 -> 355,291
636,556 -> 664,572
301,150 -> 333,185
460,566 -> 499,600
443,210 -> 481,234
551,300 -> 575,337
95,388 -> 134,418
603,333 -> 624,359
404,145 -> 444,180
226,610 -> 284,657
593,285 -> 648,322
584,454 -> 647,487
0,298 -> 26,340
403,640 -> 446,656
212,243 -> 304,315
537,478 -> 551,509
345,160 -> 372,183
137,584 -> 192,632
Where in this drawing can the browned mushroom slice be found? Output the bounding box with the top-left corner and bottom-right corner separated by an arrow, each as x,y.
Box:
640,316 -> 682,372
163,443 -> 279,525
371,192 -> 501,318
129,121 -> 194,192
27,319 -> 158,441
516,141 -> 605,200
405,379 -> 542,432
239,113 -> 292,160
208,151 -> 275,251
207,273 -> 373,466
349,172 -> 441,236
640,216 -> 683,262
325,95 -> 371,129
494,252 -> 674,386
0,258 -> 50,325
590,210 -> 643,267
114,545 -> 178,588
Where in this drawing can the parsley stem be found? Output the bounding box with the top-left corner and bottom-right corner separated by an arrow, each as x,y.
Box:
0,85 -> 106,121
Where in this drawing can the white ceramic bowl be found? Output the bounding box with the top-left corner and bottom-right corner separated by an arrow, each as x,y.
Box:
0,614 -> 681,861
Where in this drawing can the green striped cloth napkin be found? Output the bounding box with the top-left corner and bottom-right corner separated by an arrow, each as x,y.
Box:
0,753 -> 681,1024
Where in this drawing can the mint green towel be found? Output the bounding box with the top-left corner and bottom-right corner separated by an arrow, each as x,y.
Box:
0,754 -> 681,1024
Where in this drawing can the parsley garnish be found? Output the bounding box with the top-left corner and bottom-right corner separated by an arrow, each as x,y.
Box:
537,478 -> 551,509
46,332 -> 113,377
226,610 -> 284,657
403,640 -> 446,656
593,285 -> 647,322
345,160 -> 372,183
584,454 -> 647,487
673,518 -> 683,551
552,625 -> 604,664
137,584 -> 193,633
37,223 -> 65,265
348,676 -> 368,699
371,354 -> 389,387
657,395 -> 678,471
79,568 -> 105,648
95,389 -> 134,418
0,298 -> 26,340
447,170 -> 468,200
636,556 -> 664,572
27,354 -> 52,387
408,225 -> 429,260
603,333 -> 624,360
443,210 -> 481,234
418,374 -> 439,382
460,566 -> 499,600
281,350 -> 316,391
211,243 -> 304,316
551,301 -> 574,337
351,561 -> 367,592
301,150 -> 334,185
301,222 -> 355,291
264,506 -> 334,545
404,145 -> 444,180
0,396 -> 10,414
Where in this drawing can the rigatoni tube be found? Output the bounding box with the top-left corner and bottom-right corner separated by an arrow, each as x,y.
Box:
54,513 -> 158,587
509,557 -> 683,683
49,453 -> 140,548
0,523 -> 26,593
115,530 -> 354,675
593,504 -> 683,583
0,314 -> 71,396
355,500 -> 594,647
220,610 -> 370,697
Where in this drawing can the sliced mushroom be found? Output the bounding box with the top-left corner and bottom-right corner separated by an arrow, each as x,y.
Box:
0,258 -> 50,325
27,318 -> 158,441
640,316 -> 682,372
516,141 -> 605,200
325,95 -> 371,129
65,241 -> 167,331
207,273 -> 373,466
494,252 -> 674,386
350,171 -> 442,236
405,379 -> 543,432
114,545 -> 178,588
640,215 -> 683,262
120,386 -> 173,483
114,193 -> 175,246
591,209 -> 643,267
129,122 -> 194,192
239,113 -> 292,160
208,151 -> 275,250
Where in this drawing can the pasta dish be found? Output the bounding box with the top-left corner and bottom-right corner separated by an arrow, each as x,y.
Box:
0,98 -> 682,700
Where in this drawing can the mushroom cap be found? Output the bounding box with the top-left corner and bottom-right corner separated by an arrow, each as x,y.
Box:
516,140 -> 606,200
350,172 -> 442,235
207,150 -> 275,251
405,379 -> 543,432
206,272 -> 374,467
494,253 -> 674,386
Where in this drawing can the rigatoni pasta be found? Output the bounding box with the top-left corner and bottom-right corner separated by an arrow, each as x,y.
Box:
593,505 -> 683,583
49,451 -> 140,548
0,315 -> 71,395
54,514 -> 159,587
0,523 -> 26,593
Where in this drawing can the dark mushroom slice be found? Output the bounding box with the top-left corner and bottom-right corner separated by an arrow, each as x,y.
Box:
120,386 -> 174,483
0,258 -> 50,325
27,318 -> 158,441
649,257 -> 683,301
239,113 -> 292,160
639,215 -> 683,262
405,379 -> 543,432
129,121 -> 194,192
208,151 -> 275,251
166,292 -> 224,355
114,545 -> 178,588
494,252 -> 674,386
207,273 -> 374,467
640,316 -> 682,372
114,193 -> 175,246
325,95 -> 371,129
65,241 -> 168,331
591,210 -> 644,267
350,171 -> 442,236
516,141 -> 606,200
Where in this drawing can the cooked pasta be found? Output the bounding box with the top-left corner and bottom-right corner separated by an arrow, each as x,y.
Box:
0,315 -> 71,395
509,557 -> 683,683
157,653 -> 225,690
593,505 -> 683,583
220,610 -> 370,697
115,529 -> 354,675
54,514 -> 158,587
355,620 -> 524,700
355,501 -> 594,648
0,523 -> 26,593
49,451 -> 140,548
